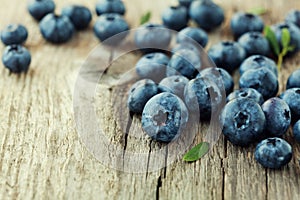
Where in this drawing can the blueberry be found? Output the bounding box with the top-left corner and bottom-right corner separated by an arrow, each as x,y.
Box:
239,55 -> 278,77
189,0 -> 224,31
255,137 -> 292,169
27,0 -> 55,21
39,13 -> 74,44
2,45 -> 31,73
178,0 -> 194,8
286,69 -> 300,89
1,24 -> 28,45
220,98 -> 266,146
279,88 -> 300,121
162,6 -> 188,31
208,41 -> 246,73
271,22 -> 300,55
134,23 -> 172,53
94,13 -> 129,45
135,52 -> 169,82
158,75 -> 189,99
238,32 -> 270,57
198,67 -> 234,96
127,79 -> 158,114
177,27 -> 208,48
61,5 -> 92,30
230,12 -> 264,39
227,88 -> 264,105
184,76 -> 223,121
142,92 -> 189,143
239,68 -> 278,100
95,0 -> 125,16
262,97 -> 291,137
293,120 -> 300,142
167,48 -> 202,79
285,10 -> 300,28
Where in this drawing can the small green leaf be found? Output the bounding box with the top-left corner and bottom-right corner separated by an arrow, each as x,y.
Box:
281,28 -> 291,49
140,11 -> 152,25
264,26 -> 280,56
183,142 -> 210,162
248,7 -> 268,15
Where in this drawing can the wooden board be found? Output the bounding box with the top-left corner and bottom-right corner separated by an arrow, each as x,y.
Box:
0,0 -> 300,199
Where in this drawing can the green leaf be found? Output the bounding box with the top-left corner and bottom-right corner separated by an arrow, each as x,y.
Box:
287,45 -> 295,52
281,28 -> 291,49
140,11 -> 152,25
183,142 -> 210,162
264,26 -> 280,56
248,7 -> 268,15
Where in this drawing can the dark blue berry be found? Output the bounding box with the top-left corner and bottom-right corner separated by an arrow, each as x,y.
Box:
271,22 -> 300,55
285,10 -> 300,28
293,120 -> 300,142
95,0 -> 125,16
262,97 -> 291,137
2,45 -> 31,73
238,32 -> 270,57
127,79 -> 158,114
162,6 -> 188,31
189,0 -> 224,31
61,5 -> 92,30
134,23 -> 172,52
220,98 -> 266,146
142,92 -> 189,143
167,48 -> 202,79
208,41 -> 246,73
27,0 -> 55,21
1,24 -> 28,45
172,42 -> 200,54
158,75 -> 189,99
177,27 -> 208,48
39,14 -> 74,44
286,69 -> 300,89
255,137 -> 292,169
135,52 -> 169,83
184,76 -> 223,121
227,88 -> 264,105
198,67 -> 234,96
239,55 -> 278,77
239,68 -> 278,100
94,13 -> 129,45
279,88 -> 300,122
230,12 -> 264,39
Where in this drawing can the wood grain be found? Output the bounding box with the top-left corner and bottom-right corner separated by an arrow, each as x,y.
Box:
0,0 -> 300,199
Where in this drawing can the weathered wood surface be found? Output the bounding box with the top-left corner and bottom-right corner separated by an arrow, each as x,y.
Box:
0,0 -> 300,199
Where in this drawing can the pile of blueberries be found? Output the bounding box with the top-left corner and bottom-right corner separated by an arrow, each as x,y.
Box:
1,0 -> 300,169
1,0 -> 129,73
126,0 -> 300,169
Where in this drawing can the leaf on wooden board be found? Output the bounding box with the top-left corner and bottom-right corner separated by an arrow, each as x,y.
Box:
183,142 -> 210,162
264,26 -> 280,56
140,11 -> 152,25
248,7 -> 268,15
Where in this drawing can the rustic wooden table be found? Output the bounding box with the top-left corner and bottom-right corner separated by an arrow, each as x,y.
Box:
0,0 -> 300,199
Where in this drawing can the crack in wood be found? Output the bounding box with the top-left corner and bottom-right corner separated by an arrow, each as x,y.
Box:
265,169 -> 268,200
222,139 -> 227,200
145,140 -> 153,180
156,175 -> 162,200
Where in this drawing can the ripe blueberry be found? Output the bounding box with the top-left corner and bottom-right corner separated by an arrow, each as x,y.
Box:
220,98 -> 266,146
27,0 -> 55,21
95,0 -> 125,16
158,75 -> 189,99
177,27 -> 208,48
61,5 -> 92,30
142,92 -> 189,143
1,24 -> 28,45
162,6 -> 188,31
285,10 -> 300,28
255,137 -> 292,169
238,32 -> 270,57
293,120 -> 300,143
227,88 -> 264,105
286,69 -> 300,89
2,45 -> 31,73
127,79 -> 158,114
279,88 -> 300,122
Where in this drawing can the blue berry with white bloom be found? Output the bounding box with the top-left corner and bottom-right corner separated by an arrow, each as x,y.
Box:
286,69 -> 300,89
61,5 -> 92,30
293,120 -> 300,142
255,137 -> 292,169
2,45 -> 31,73
27,0 -> 55,21
177,27 -> 208,48
227,88 -> 264,105
1,24 -> 28,45
95,0 -> 125,16
238,32 -> 270,57
162,6 -> 188,31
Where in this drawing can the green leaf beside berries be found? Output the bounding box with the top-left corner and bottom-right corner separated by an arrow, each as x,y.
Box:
140,11 -> 152,25
264,26 -> 295,71
248,7 -> 268,16
183,142 -> 210,162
